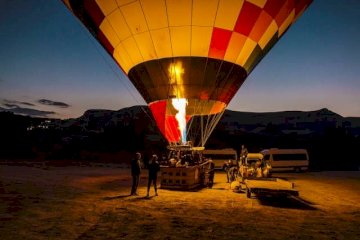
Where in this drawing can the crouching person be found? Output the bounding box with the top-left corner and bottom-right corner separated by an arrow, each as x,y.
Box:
147,154 -> 160,197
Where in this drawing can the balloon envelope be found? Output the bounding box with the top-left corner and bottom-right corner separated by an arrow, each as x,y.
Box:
63,0 -> 312,145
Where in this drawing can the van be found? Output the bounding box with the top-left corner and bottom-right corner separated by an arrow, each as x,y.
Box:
260,148 -> 309,172
202,148 -> 237,169
244,153 -> 263,165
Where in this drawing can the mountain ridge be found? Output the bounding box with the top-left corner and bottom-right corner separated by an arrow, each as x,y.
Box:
1,105 -> 359,131
71,106 -> 359,130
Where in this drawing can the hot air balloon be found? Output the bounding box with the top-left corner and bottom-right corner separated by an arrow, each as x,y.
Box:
62,0 -> 312,147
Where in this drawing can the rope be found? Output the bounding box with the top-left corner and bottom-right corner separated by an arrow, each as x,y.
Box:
75,17 -> 155,123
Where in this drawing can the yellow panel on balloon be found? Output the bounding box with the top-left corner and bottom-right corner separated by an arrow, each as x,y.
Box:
166,0 -> 192,26
214,0 -> 244,31
140,0 -> 168,30
191,26 -> 212,57
278,10 -> 295,36
113,43 -> 133,73
224,32 -> 247,63
96,0 -> 118,16
122,37 -> 143,66
258,20 -> 277,49
192,0 -> 219,26
107,9 -> 132,41
170,26 -> 191,56
120,1 -> 148,34
99,19 -> 120,49
236,38 -> 257,67
134,31 -> 157,61
246,0 -> 266,8
116,0 -> 137,7
150,28 -> 172,58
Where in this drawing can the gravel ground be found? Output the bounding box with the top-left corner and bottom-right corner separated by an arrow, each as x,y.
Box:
0,164 -> 359,239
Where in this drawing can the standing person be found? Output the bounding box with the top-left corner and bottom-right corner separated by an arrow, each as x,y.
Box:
240,145 -> 248,166
147,154 -> 160,197
207,159 -> 215,188
130,152 -> 142,196
222,160 -> 233,183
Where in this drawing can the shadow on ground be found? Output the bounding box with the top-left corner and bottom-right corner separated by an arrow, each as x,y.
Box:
256,195 -> 317,210
102,194 -> 132,200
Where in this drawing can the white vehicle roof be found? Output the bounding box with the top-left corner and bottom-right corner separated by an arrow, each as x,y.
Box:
203,148 -> 237,154
246,153 -> 263,159
261,148 -> 308,154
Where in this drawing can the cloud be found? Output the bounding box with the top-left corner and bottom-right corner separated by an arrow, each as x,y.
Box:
2,99 -> 35,107
38,99 -> 70,108
19,101 -> 35,106
0,106 -> 55,117
3,103 -> 19,108
1,99 -> 66,118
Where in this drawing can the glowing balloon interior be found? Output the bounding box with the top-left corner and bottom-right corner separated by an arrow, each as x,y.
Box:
62,0 -> 312,146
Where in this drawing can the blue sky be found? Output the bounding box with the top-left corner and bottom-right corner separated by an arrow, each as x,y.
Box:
0,0 -> 359,119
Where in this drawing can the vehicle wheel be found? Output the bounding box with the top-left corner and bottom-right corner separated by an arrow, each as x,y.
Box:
246,189 -> 251,198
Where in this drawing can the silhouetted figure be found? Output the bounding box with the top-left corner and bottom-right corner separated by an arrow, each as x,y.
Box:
130,152 -> 142,196
240,144 -> 248,166
207,159 -> 215,188
228,166 -> 238,182
147,154 -> 160,197
223,160 -> 234,183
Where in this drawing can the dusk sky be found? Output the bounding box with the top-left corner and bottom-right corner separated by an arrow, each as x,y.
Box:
0,0 -> 359,119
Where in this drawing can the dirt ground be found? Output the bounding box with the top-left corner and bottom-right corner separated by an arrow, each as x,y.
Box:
0,163 -> 359,240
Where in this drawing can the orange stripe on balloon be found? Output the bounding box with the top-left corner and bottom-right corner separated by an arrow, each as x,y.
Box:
249,10 -> 273,42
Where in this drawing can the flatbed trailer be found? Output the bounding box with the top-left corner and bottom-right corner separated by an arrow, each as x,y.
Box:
244,177 -> 299,198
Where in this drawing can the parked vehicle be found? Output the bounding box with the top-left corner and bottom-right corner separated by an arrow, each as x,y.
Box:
202,148 -> 237,169
239,153 -> 270,179
260,148 -> 309,172
243,153 -> 263,166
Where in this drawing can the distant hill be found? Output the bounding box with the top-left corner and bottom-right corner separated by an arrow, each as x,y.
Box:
220,108 -> 360,136
58,106 -> 359,137
61,106 -> 154,132
223,108 -> 343,125
345,117 -> 360,128
1,106 -> 359,170
1,105 -> 359,135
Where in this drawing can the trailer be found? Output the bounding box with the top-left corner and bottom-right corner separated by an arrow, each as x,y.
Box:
244,177 -> 299,198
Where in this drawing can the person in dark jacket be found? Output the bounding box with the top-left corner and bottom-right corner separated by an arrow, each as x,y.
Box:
239,144 -> 248,166
146,154 -> 160,197
228,165 -> 238,182
223,160 -> 234,183
207,159 -> 215,188
130,152 -> 142,196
